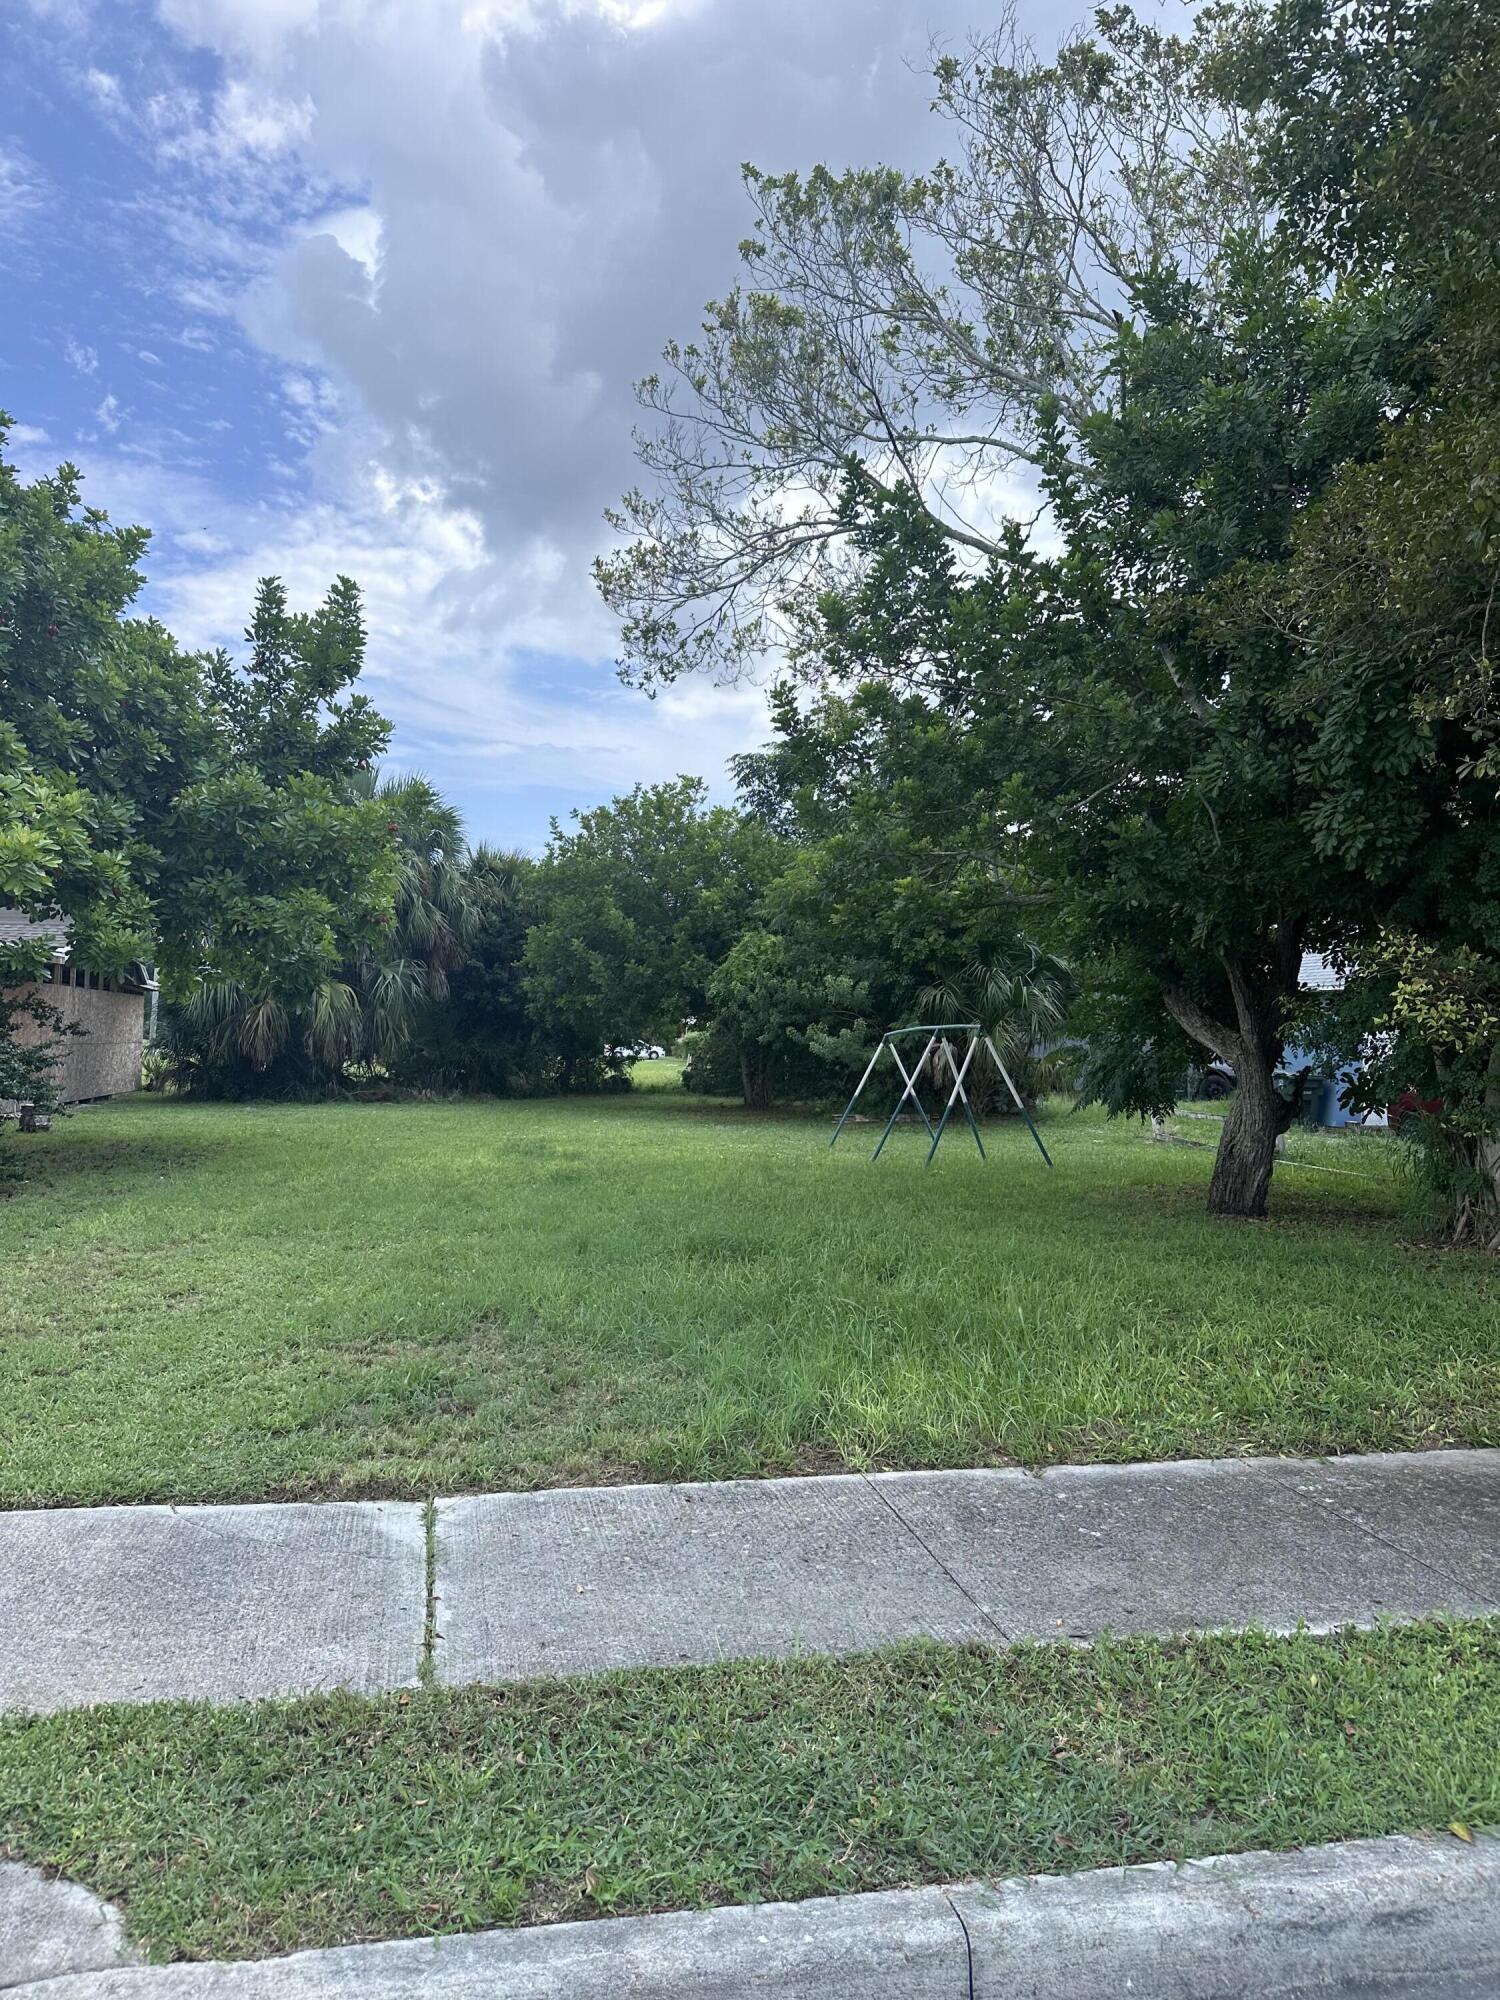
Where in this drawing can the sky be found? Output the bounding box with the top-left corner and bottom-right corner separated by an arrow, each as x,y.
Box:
2,0 -> 1086,852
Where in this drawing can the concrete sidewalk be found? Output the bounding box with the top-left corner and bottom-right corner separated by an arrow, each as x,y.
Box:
0,1500 -> 425,1713
6,1833 -> 1499,1997
0,1450 -> 1495,1713
434,1448 -> 1500,1683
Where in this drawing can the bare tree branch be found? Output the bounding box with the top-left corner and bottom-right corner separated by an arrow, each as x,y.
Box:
597,3 -> 1263,689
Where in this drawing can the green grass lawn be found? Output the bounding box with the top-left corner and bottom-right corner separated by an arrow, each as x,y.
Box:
1,1622 -> 1494,1961
0,1081 -> 1495,1506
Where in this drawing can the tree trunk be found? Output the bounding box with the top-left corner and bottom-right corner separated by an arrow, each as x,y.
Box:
740,1047 -> 773,1111
1448,1136 -> 1500,1251
1164,955 -> 1306,1223
1448,1044 -> 1500,1249
1206,1053 -> 1282,1219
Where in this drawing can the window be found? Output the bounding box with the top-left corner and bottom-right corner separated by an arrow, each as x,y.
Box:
57,965 -> 70,986
89,970 -> 100,990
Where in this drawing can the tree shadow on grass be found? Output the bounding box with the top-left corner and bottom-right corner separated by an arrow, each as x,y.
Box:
1,1127 -> 234,1199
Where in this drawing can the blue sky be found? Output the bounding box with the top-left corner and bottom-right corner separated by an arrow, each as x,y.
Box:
2,0 -> 1076,851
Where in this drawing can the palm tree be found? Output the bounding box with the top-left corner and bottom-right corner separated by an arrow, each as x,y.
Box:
353,770 -> 474,1063
916,942 -> 1072,1106
158,771 -> 476,1089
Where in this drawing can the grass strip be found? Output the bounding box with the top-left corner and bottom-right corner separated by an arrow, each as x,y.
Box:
2,1620 -> 1496,1963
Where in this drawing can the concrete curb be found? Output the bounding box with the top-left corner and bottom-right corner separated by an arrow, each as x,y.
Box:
7,1833 -> 1497,1997
951,1829 -> 1500,1996
0,1862 -> 138,1991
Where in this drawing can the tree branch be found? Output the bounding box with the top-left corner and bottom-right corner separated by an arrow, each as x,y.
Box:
1162,985 -> 1240,1062
1159,644 -> 1214,722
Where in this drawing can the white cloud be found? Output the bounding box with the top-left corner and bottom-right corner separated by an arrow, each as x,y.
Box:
94,393 -> 122,433
0,141 -> 46,232
306,203 -> 382,282
85,67 -> 125,111
145,0 -> 1017,658
213,77 -> 315,155
146,77 -> 314,168
64,336 -> 99,376
67,436 -> 762,832
175,527 -> 232,555
31,0 -> 1081,837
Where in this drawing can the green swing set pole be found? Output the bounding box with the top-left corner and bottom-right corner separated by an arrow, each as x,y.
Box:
933,1034 -> 986,1162
887,1036 -> 940,1141
832,1022 -> 1054,1172
924,1033 -> 984,1166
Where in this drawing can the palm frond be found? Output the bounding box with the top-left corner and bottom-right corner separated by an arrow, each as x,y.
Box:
308,981 -> 362,1066
239,994 -> 291,1070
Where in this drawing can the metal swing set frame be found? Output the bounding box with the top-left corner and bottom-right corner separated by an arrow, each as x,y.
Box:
829,1022 -> 1053,1169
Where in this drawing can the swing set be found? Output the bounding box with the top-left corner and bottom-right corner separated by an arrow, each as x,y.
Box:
829,1022 -> 1053,1169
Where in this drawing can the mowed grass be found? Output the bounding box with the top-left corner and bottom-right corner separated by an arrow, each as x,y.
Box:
0,1081 -> 1495,1505
1,1622 -> 1495,1962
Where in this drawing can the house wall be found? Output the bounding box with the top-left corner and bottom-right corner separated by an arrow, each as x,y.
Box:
4,972 -> 146,1105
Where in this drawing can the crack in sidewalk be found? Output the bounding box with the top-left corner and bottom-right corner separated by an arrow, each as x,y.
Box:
943,1891 -> 977,2000
1329,1505 -> 1500,1614
859,1474 -> 1012,1645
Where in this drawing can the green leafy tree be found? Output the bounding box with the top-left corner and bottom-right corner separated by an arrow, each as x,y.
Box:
593,11 -> 1376,1211
596,0 -> 1500,1217
355,771 -> 474,1063
776,233 -> 1398,1216
1,420 -> 400,1111
1221,0 -> 1500,1237
206,576 -> 386,788
0,428 -> 208,970
1308,939 -> 1500,1248
522,778 -> 782,1080
701,929 -> 873,1109
153,578 -> 395,1006
160,772 -> 470,1091
398,845 -> 542,1093
597,6 -> 1259,687
0,931 -> 77,1171
718,730 -> 1071,1110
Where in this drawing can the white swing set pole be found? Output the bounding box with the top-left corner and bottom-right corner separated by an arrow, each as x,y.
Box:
983,1033 -> 1054,1167
828,1036 -> 889,1148
871,1032 -> 939,1160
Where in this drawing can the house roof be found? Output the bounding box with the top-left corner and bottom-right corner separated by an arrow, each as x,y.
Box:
0,909 -> 71,956
0,909 -> 157,992
1299,951 -> 1342,992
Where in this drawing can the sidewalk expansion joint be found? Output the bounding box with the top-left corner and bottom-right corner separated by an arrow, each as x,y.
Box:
419,1496 -> 438,1688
